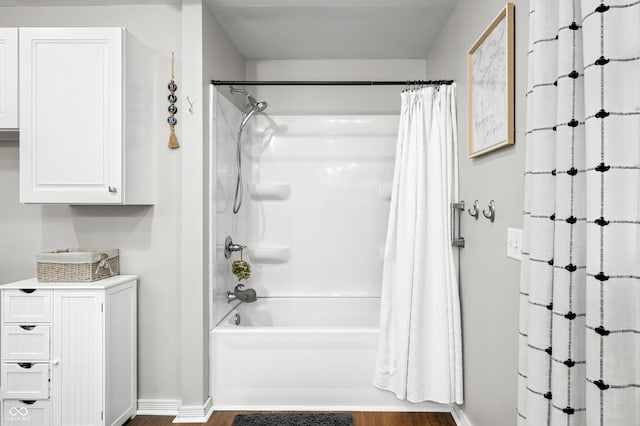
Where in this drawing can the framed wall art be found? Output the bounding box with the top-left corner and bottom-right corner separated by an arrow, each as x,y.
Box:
467,2 -> 515,158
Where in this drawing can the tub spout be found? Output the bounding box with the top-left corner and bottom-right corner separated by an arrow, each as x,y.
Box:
227,284 -> 257,303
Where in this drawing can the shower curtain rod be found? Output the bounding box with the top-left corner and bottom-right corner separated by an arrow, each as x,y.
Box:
211,79 -> 454,86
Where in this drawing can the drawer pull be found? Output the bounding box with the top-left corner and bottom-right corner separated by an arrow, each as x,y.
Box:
19,400 -> 37,405
19,288 -> 36,294
17,362 -> 34,369
19,325 -> 36,331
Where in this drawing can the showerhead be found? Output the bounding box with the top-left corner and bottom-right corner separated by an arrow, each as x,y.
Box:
248,95 -> 268,113
230,86 -> 268,114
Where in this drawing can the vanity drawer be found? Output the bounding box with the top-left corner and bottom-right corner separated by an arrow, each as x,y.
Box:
3,289 -> 51,323
2,399 -> 50,426
2,325 -> 50,361
1,363 -> 50,400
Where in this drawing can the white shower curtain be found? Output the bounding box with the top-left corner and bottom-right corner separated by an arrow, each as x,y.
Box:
374,85 -> 463,404
519,0 -> 640,424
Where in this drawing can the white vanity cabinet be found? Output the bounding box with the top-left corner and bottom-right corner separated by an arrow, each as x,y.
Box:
0,275 -> 137,426
18,28 -> 153,205
0,28 -> 18,130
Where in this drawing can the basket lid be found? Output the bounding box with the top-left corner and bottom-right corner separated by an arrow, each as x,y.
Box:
37,249 -> 119,264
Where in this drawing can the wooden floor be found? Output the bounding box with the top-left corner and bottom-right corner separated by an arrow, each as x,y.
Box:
126,411 -> 456,426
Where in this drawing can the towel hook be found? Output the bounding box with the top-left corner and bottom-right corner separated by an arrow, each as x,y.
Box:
482,200 -> 496,222
468,200 -> 480,220
186,96 -> 194,114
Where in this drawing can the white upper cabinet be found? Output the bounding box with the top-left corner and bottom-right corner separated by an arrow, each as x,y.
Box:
19,28 -> 153,205
0,28 -> 18,130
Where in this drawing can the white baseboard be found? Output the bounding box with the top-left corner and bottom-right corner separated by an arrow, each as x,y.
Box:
173,396 -> 214,423
212,404 -> 451,412
451,405 -> 472,426
136,399 -> 181,416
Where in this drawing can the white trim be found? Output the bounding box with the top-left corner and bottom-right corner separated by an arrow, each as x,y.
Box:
136,399 -> 181,416
451,405 -> 472,426
173,396 -> 214,423
211,404 -> 452,413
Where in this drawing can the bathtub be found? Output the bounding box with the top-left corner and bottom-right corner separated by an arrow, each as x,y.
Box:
209,298 -> 449,412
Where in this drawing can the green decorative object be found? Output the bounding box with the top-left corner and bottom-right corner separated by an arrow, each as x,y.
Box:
232,260 -> 251,281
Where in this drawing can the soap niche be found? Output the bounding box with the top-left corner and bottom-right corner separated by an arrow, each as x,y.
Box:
249,183 -> 291,201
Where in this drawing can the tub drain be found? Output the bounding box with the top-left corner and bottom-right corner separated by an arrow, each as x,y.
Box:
234,313 -> 241,326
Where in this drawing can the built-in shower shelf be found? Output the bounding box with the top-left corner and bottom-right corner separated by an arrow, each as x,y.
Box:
378,182 -> 393,201
249,183 -> 291,201
248,247 -> 290,264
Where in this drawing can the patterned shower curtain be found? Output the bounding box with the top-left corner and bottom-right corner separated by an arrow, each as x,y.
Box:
518,0 -> 639,425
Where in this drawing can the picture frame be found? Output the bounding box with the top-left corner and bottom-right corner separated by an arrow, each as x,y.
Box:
467,2 -> 515,158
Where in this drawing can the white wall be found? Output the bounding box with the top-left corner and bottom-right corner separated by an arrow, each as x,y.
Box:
426,1 -> 528,425
0,4 -> 183,402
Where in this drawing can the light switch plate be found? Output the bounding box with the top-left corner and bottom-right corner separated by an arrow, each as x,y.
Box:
507,227 -> 523,260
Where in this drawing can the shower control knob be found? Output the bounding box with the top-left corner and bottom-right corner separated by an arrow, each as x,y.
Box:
224,236 -> 247,259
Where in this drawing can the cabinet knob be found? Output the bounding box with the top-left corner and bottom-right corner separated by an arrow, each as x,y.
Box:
108,186 -> 118,193
51,359 -> 60,366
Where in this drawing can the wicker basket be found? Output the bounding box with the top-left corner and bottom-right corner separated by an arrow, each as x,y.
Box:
36,249 -> 120,282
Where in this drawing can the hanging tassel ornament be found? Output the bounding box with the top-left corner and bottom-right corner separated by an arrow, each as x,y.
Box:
167,52 -> 180,149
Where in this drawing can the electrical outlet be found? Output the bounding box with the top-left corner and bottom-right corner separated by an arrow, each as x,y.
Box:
507,228 -> 523,260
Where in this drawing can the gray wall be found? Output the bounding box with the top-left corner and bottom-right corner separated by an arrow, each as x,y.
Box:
177,0 -> 246,408
245,59 -> 427,114
426,1 -> 528,425
0,4 -> 183,401
0,2 -> 243,406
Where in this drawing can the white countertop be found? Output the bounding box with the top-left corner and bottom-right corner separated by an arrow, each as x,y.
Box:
0,275 -> 138,290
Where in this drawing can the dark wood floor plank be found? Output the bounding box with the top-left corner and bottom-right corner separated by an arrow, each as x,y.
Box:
126,411 -> 457,426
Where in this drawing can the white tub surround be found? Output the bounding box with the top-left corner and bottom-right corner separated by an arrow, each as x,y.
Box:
211,104 -> 399,325
241,114 -> 398,298
210,298 -> 451,412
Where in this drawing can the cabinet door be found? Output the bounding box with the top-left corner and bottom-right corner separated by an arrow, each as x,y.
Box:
51,290 -> 104,426
19,28 -> 123,204
0,28 -> 18,129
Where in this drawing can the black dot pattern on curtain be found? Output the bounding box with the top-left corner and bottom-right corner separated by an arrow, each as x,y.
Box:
519,1 -> 640,425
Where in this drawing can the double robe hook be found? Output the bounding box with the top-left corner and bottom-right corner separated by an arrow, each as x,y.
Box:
467,200 -> 495,222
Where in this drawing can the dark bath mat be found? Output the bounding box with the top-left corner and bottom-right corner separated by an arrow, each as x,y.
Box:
231,413 -> 353,426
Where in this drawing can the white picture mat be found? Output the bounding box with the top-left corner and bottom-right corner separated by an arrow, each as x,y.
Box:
471,18 -> 507,152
